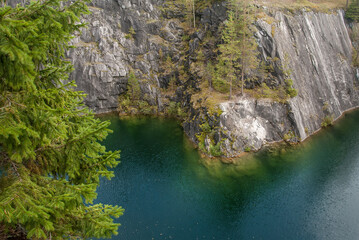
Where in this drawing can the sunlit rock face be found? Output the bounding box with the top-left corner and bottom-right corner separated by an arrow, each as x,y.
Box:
219,97 -> 295,155
220,10 -> 359,156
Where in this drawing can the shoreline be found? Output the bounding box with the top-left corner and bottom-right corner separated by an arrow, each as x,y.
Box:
300,105 -> 359,145
95,106 -> 359,164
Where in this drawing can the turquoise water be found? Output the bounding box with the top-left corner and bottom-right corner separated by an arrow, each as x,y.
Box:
96,111 -> 359,240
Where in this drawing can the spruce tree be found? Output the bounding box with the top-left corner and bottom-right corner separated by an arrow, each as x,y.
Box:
0,1 -> 123,239
127,71 -> 141,100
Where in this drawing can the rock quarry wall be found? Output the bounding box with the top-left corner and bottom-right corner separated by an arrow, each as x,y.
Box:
220,10 -> 359,156
67,0 -> 178,113
67,0 -> 226,113
66,0 -> 359,156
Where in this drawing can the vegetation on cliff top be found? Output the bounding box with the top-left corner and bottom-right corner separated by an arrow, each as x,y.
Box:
346,0 -> 359,21
257,0 -> 347,12
0,1 -> 123,239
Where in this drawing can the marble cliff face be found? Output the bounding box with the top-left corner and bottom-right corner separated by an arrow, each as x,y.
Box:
219,10 -> 359,156
68,0 -> 359,156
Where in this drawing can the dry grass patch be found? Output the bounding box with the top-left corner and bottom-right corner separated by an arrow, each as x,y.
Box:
257,0 -> 347,12
191,82 -> 229,115
246,84 -> 289,102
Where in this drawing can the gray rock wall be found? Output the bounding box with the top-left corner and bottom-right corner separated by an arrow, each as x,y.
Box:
220,10 -> 359,156
67,0 -> 182,113
278,11 -> 359,140
65,0 -> 359,156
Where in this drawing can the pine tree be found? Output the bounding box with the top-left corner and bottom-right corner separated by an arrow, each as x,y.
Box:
218,0 -> 258,98
238,0 -> 258,95
0,1 -> 123,239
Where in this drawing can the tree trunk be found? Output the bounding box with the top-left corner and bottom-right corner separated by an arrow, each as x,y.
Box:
192,0 -> 195,28
241,27 -> 245,96
132,87 -> 134,101
241,68 -> 244,96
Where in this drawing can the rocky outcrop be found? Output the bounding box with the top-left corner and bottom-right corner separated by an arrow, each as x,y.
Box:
66,0 -> 228,114
65,0 -> 359,157
219,97 -> 296,155
219,10 -> 359,156
67,0 -> 183,113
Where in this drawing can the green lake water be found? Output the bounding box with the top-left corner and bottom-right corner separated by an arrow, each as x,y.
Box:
96,110 -> 359,240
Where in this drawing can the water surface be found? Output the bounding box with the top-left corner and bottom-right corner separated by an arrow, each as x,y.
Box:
96,111 -> 359,240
